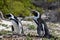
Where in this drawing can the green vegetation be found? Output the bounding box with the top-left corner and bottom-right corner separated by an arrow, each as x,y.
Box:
0,31 -> 12,35
0,0 -> 43,16
0,23 -> 8,27
28,24 -> 36,30
26,36 -> 32,40
0,0 -> 58,16
26,33 -> 32,40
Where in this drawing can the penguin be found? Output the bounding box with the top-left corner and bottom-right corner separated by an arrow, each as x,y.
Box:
6,14 -> 21,34
31,10 -> 54,38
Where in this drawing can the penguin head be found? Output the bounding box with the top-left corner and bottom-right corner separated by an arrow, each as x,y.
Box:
31,10 -> 41,17
6,14 -> 14,19
6,14 -> 11,17
6,14 -> 18,25
31,10 -> 38,16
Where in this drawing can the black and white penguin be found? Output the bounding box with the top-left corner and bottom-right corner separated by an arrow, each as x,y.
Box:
31,10 -> 51,37
6,14 -> 21,34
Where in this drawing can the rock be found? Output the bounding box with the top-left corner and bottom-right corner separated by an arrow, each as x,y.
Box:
32,0 -> 60,10
0,36 -> 3,38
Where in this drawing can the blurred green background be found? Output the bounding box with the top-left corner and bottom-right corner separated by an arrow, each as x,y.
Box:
0,0 -> 59,16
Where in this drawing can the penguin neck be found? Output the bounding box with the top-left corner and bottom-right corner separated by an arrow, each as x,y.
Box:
11,18 -> 19,25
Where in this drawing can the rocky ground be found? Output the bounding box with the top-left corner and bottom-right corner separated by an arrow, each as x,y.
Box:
0,20 -> 60,40
47,22 -> 60,37
22,21 -> 60,37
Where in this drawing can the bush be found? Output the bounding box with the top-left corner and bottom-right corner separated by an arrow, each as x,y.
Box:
0,0 -> 43,17
28,24 -> 36,30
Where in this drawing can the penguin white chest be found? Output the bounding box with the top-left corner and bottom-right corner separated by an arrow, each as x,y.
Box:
11,20 -> 20,34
